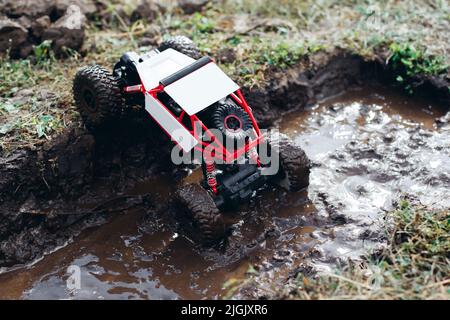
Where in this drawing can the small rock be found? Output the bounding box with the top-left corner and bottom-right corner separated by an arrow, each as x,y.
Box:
0,16 -> 28,57
137,25 -> 161,46
131,0 -> 164,22
272,253 -> 286,262
19,194 -> 40,215
178,0 -> 209,14
0,0 -> 55,19
52,5 -> 85,30
14,88 -> 33,98
435,112 -> 450,128
10,95 -> 29,107
10,89 -> 34,106
16,15 -> 31,29
216,47 -> 236,63
329,211 -> 348,225
42,4 -> 86,56
54,0 -> 97,19
37,89 -> 56,101
31,15 -> 51,38
382,132 -> 394,143
138,36 -> 155,47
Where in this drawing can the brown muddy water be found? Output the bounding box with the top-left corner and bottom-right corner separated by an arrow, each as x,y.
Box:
0,85 -> 448,299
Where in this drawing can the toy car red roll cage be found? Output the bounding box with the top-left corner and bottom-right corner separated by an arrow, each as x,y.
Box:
123,56 -> 265,171
151,85 -> 263,163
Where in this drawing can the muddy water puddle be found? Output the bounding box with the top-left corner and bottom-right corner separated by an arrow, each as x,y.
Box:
0,86 -> 448,299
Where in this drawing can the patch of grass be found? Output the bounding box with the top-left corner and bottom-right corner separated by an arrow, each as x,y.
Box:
258,42 -> 306,69
0,26 -> 138,153
389,42 -> 448,93
34,40 -> 55,65
162,10 -> 313,87
225,201 -> 450,300
185,12 -> 216,34
267,200 -> 449,300
0,53 -> 73,151
222,264 -> 259,300
0,58 -> 34,97
389,43 -> 448,76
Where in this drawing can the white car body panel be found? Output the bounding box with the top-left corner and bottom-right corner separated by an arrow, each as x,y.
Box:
136,49 -> 195,90
164,62 -> 239,115
144,93 -> 199,152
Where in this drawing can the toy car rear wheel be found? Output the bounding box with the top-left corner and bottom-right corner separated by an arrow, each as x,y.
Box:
269,133 -> 310,192
73,65 -> 124,130
174,183 -> 226,245
158,35 -> 202,59
211,102 -> 253,141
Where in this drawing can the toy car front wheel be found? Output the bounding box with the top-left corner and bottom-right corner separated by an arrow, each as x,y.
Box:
158,35 -> 202,60
73,65 -> 124,130
269,133 -> 310,192
174,183 -> 226,245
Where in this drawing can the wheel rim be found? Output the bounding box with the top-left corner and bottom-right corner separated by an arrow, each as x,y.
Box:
224,114 -> 243,132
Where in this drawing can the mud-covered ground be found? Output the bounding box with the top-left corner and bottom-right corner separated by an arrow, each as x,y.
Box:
0,52 -> 374,269
0,85 -> 447,299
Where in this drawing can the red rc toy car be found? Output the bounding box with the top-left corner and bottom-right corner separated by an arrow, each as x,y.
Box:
73,36 -> 310,244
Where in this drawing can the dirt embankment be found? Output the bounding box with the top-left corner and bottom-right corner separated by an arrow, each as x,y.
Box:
1,50 -> 449,269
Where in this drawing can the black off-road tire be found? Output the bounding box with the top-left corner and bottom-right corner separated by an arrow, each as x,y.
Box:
174,183 -> 226,244
211,102 -> 253,141
269,133 -> 310,192
73,65 -> 124,130
158,35 -> 202,59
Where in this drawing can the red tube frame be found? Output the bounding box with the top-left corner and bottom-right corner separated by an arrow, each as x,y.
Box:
139,84 -> 264,165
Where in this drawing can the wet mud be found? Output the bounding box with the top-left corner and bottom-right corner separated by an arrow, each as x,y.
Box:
0,84 -> 448,299
1,53 -> 372,268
